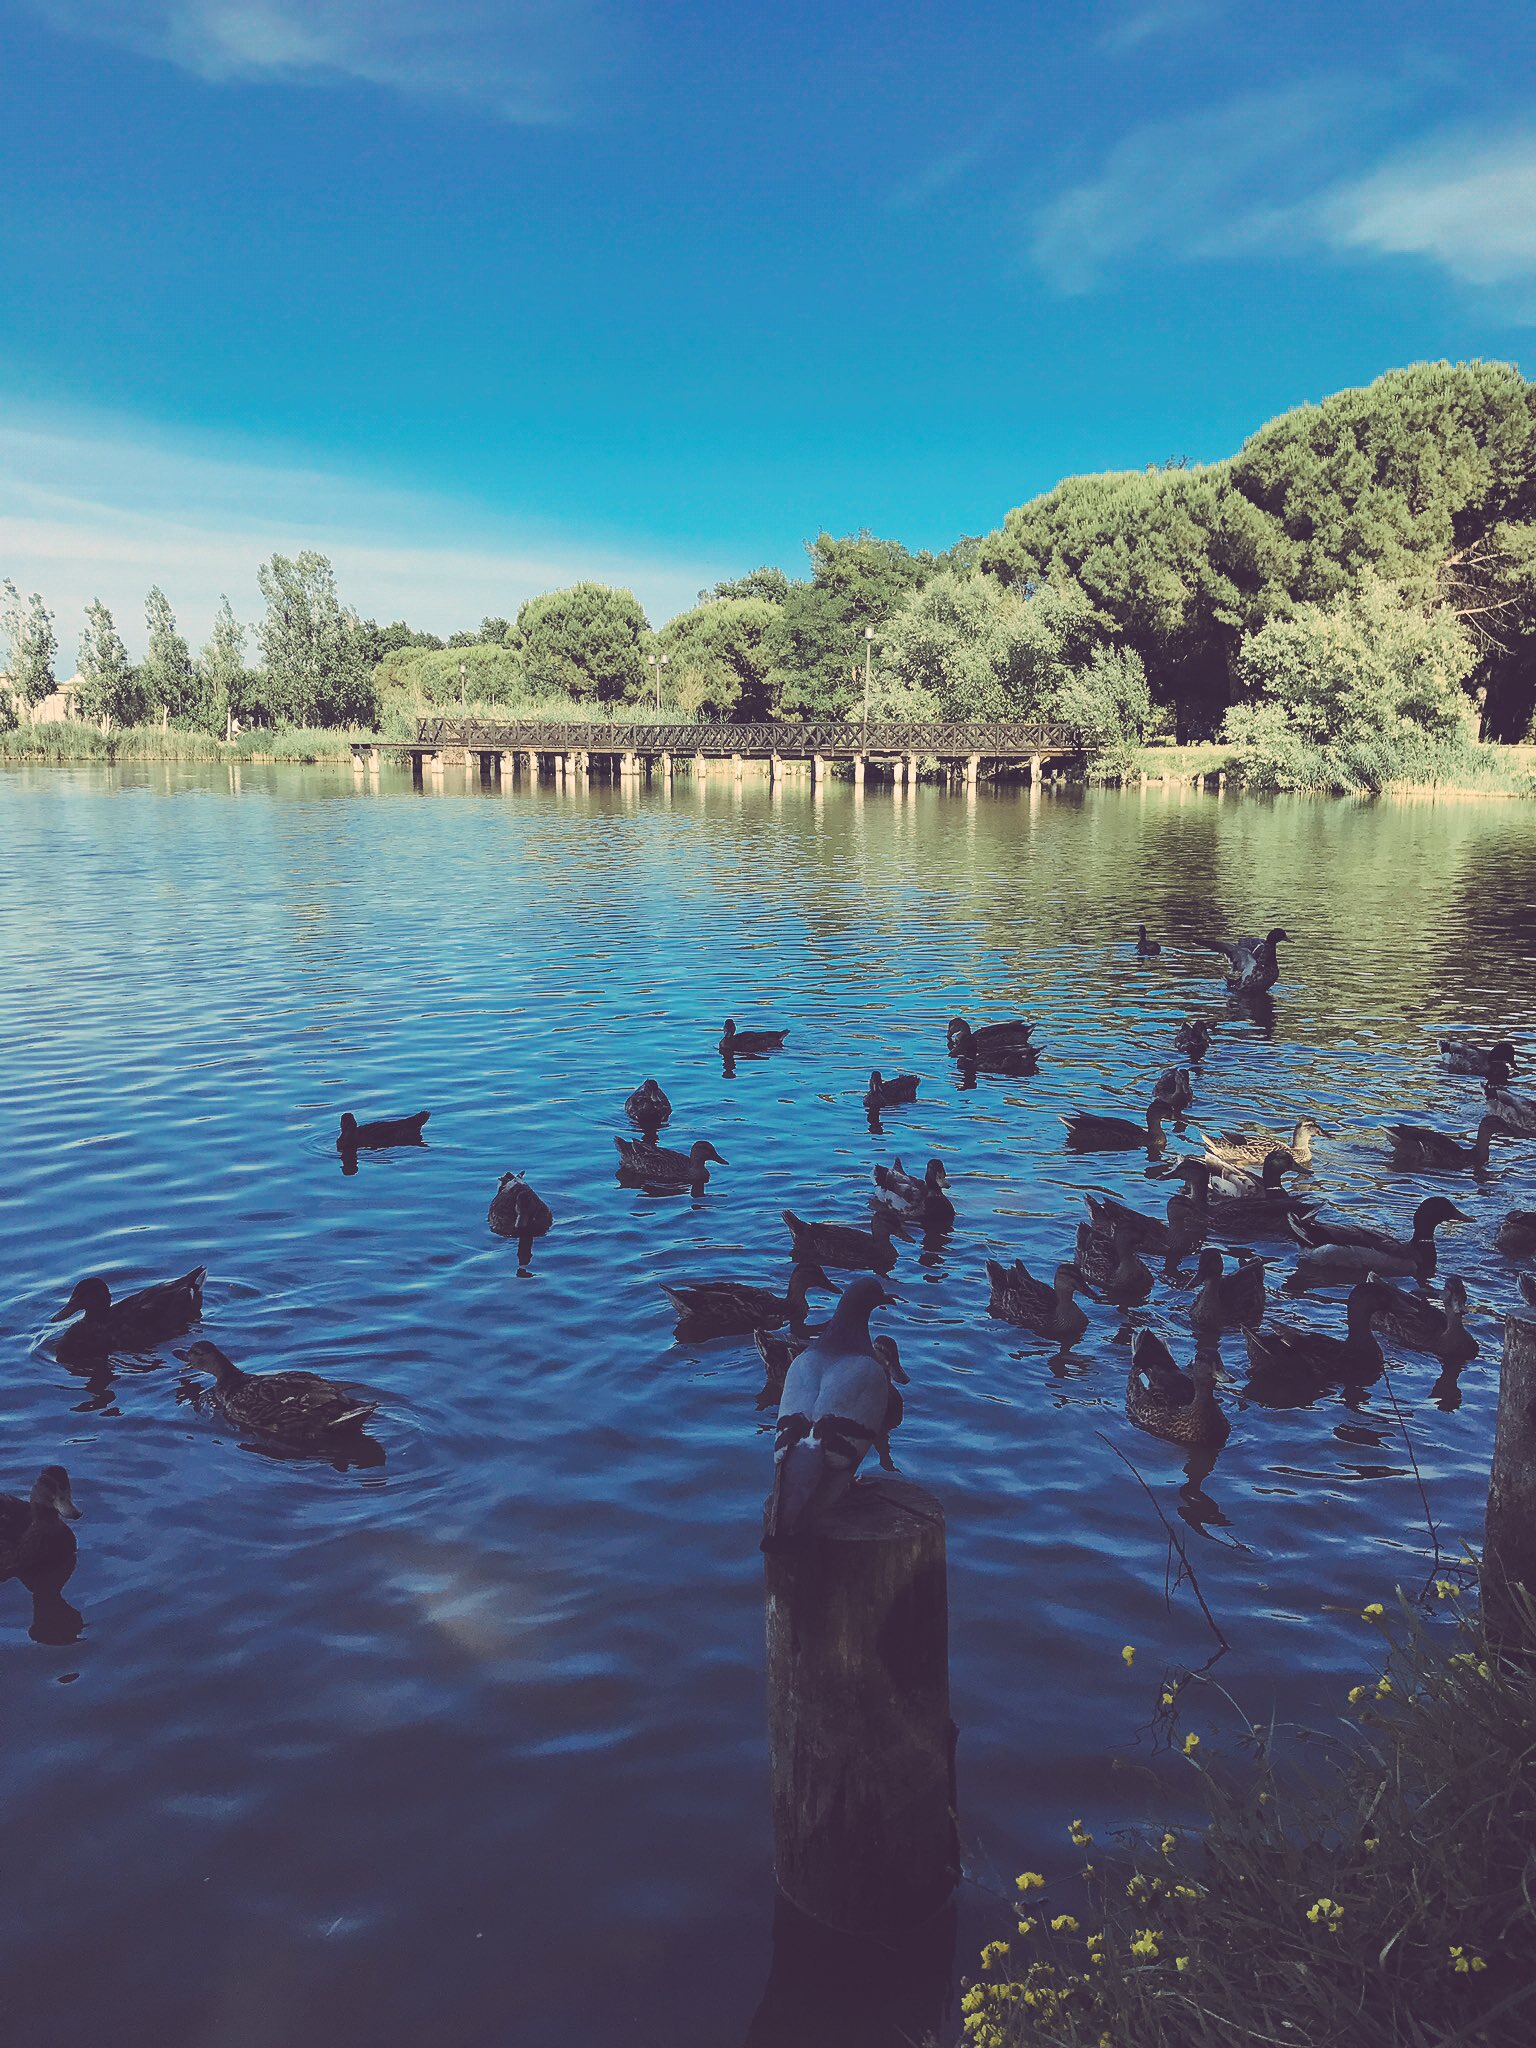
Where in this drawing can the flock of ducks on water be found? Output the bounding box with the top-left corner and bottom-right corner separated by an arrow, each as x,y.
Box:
9,942 -> 1536,1595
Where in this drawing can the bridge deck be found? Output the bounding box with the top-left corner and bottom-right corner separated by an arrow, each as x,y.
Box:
360,717 -> 1084,760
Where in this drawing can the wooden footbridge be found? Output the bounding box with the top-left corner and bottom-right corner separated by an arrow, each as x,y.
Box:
352,716 -> 1086,787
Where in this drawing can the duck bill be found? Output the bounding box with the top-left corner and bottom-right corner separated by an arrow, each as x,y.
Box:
56,1489 -> 81,1521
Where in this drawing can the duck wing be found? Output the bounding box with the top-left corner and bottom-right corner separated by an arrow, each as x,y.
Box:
114,1267 -> 206,1340
222,1369 -> 376,1438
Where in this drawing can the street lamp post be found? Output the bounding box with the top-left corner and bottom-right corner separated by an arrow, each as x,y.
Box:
863,625 -> 874,729
648,652 -> 669,712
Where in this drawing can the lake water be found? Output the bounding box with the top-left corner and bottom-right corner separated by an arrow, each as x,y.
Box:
3,761 -> 1534,2048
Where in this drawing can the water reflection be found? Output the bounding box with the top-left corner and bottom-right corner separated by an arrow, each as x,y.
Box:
743,1896 -> 956,2048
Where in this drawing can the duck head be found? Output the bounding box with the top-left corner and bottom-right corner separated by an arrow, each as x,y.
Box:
946,1017 -> 974,1052
1442,1276 -> 1470,1319
1259,1148 -> 1297,1188
186,1339 -> 240,1386
32,1466 -> 80,1520
52,1276 -> 111,1322
1056,1262 -> 1087,1295
1132,1329 -> 1178,1376
688,1141 -> 728,1167
1264,928 -> 1291,948
1193,1247 -> 1225,1283
1413,1196 -> 1471,1239
338,1113 -> 359,1141
925,1158 -> 949,1187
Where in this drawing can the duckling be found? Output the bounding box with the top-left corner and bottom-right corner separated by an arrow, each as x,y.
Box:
1288,1195 -> 1469,1281
864,1070 -> 920,1111
720,1018 -> 787,1058
783,1206 -> 898,1273
947,1016 -> 1035,1061
1174,1017 -> 1213,1061
614,1136 -> 728,1190
985,1259 -> 1089,1344
187,1340 -> 377,1446
623,1078 -> 672,1127
1200,1117 -> 1326,1173
1387,1115 -> 1516,1172
51,1268 -> 206,1362
1243,1280 -> 1393,1388
1074,1218 -> 1154,1306
873,1157 -> 954,1229
1497,1209 -> 1536,1257
1200,928 -> 1290,993
1187,1247 -> 1266,1333
1440,1037 -> 1518,1078
487,1170 -> 554,1260
1376,1276 -> 1477,1365
762,1276 -> 897,1550
663,1262 -> 832,1340
1061,1100 -> 1172,1154
1135,924 -> 1161,958
1126,1334 -> 1228,1449
0,1466 -> 80,1580
337,1110 -> 429,1151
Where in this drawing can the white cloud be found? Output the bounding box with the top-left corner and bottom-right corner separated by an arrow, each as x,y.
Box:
1099,0 -> 1221,56
21,0 -> 611,121
1319,129 -> 1536,289
0,403 -> 723,665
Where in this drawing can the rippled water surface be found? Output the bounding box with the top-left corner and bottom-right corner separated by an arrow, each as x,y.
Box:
3,762 -> 1535,2047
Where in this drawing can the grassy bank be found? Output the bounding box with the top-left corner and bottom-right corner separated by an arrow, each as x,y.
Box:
961,1589 -> 1536,2048
1129,740 -> 1536,797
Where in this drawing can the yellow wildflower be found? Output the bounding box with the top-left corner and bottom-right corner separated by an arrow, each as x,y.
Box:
1175,1955 -> 1191,1973
1085,1934 -> 1104,1951
1069,1819 -> 1094,1847
1051,1915 -> 1079,1934
980,1941 -> 1009,1971
1173,1884 -> 1200,1901
1016,1916 -> 1036,1937
1016,1871 -> 1045,1892
1363,1838 -> 1379,1854
1183,1732 -> 1200,1755
1435,1580 -> 1456,1599
1448,1945 -> 1488,1975
1161,1689 -> 1175,1706
1160,1833 -> 1177,1858
1128,1928 -> 1161,1960
1121,1644 -> 1137,1667
1375,1677 -> 1393,1698
1126,1874 -> 1149,1899
1347,1685 -> 1368,1705
1362,1602 -> 1385,1619
1306,1898 -> 1344,1933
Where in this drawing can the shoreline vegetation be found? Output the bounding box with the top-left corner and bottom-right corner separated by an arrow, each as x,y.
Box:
7,362 -> 1536,797
3,717 -> 1533,798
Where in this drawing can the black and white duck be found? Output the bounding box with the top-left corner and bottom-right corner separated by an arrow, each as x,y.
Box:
614,1136 -> 728,1190
1135,924 -> 1161,958
762,1276 -> 898,1550
1288,1195 -> 1468,1281
783,1206 -> 898,1274
1174,1017 -> 1213,1061
1074,1218 -> 1154,1306
51,1268 -> 206,1363
873,1156 -> 954,1230
0,1467 -> 81,1580
1200,928 -> 1290,994
1126,1333 -> 1228,1449
488,1171 -> 555,1259
1199,1117 -> 1326,1173
720,1018 -> 787,1058
864,1070 -> 920,1111
1061,1099 -> 1173,1154
623,1078 -> 672,1127
985,1259 -> 1089,1344
1387,1115 -> 1516,1172
663,1262 -> 832,1340
1440,1037 -> 1518,1078
337,1110 -> 429,1151
1187,1247 -> 1266,1333
1376,1276 -> 1477,1365
1243,1280 -> 1393,1389
187,1340 -> 377,1446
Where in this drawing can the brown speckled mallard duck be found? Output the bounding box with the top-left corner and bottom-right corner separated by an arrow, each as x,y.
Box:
1154,1066 -> 1193,1114
1440,1037 -> 1518,1078
783,1206 -> 898,1273
51,1268 -> 206,1363
1203,1152 -> 1314,1238
337,1110 -> 429,1151
1200,1117 -> 1325,1173
663,1262 -> 832,1339
873,1156 -> 954,1229
1174,1017 -> 1213,1061
1497,1208 -> 1536,1257
1074,1218 -> 1154,1306
1188,1247 -> 1266,1333
187,1340 -> 377,1445
0,1466 -> 81,1580
1387,1115 -> 1517,1172
985,1259 -> 1088,1343
614,1136 -> 727,1190
1288,1195 -> 1468,1281
1087,1159 -> 1212,1260
1376,1275 -> 1477,1364
1061,1100 -> 1172,1154
1485,1078 -> 1536,1137
488,1170 -> 555,1259
1126,1333 -> 1228,1448
623,1078 -> 672,1127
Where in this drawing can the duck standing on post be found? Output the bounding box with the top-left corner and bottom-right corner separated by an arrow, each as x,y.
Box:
762,1276 -> 898,1551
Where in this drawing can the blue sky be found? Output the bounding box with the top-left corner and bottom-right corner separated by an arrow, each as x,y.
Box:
3,0 -> 1534,659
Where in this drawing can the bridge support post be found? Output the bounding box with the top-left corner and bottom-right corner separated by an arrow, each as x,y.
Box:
812,753 -> 825,782
769,750 -> 780,783
622,750 -> 637,779
906,754 -> 917,789
350,743 -> 367,775
1029,753 -> 1042,785
965,753 -> 980,788
853,753 -> 866,788
660,751 -> 672,782
694,751 -> 708,782
732,752 -> 743,781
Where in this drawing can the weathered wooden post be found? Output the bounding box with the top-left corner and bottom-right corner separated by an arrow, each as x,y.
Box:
812,751 -> 825,783
852,753 -> 866,788
694,750 -> 709,782
350,742 -> 367,775
964,753 -> 980,788
660,750 -> 672,782
1029,751 -> 1042,785
732,751 -> 744,781
769,749 -> 780,784
1487,1314 -> 1536,1638
764,1474 -> 958,1934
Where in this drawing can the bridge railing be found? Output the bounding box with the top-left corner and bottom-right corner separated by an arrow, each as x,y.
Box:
408,717 -> 1084,757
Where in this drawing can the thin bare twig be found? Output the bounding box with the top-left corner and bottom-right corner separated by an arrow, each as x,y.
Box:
1097,1431 -> 1232,1653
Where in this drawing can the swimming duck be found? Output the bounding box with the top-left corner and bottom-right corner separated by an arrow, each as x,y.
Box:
783,1206 -> 899,1273
51,1268 -> 206,1362
0,1466 -> 81,1580
624,1078 -> 672,1127
762,1276 -> 898,1550
1135,924 -> 1162,958
1440,1037 -> 1518,1078
614,1136 -> 728,1190
720,1018 -> 787,1057
1126,1333 -> 1228,1449
947,1016 -> 1035,1061
1287,1195 -> 1468,1280
1174,1017 -> 1213,1061
488,1170 -> 555,1259
1073,1218 -> 1154,1306
1200,928 -> 1290,994
1387,1115 -> 1516,1172
1203,1152 -> 1313,1238
1087,1160 -> 1212,1260
1497,1209 -> 1536,1257
1376,1276 -> 1478,1365
663,1262 -> 832,1340
1061,1100 -> 1172,1154
872,1156 -> 954,1229
1187,1247 -> 1266,1333
1243,1279 -> 1393,1387
337,1110 -> 429,1151
985,1259 -> 1089,1343
1154,1067 -> 1194,1114
864,1070 -> 920,1111
1484,1078 -> 1536,1137
1199,1117 -> 1326,1173
187,1340 -> 377,1445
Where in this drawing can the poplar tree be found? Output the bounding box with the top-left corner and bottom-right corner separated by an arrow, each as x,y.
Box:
256,551 -> 375,726
197,596 -> 254,737
1,578 -> 58,714
140,586 -> 197,723
77,599 -> 145,727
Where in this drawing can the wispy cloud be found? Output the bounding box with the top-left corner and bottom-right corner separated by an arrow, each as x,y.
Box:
1099,0 -> 1222,56
1319,129 -> 1536,291
0,403 -> 721,664
21,0 -> 613,121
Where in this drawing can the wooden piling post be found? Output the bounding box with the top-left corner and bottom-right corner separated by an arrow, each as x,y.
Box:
764,1474 -> 958,1934
1487,1314 -> 1536,1636
964,753 -> 980,788
659,750 -> 672,781
852,752 -> 866,788
811,752 -> 825,782
694,751 -> 708,782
